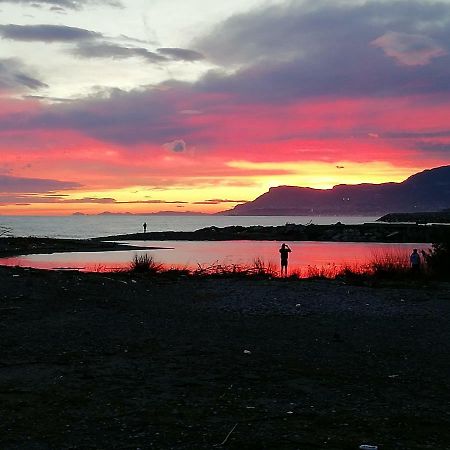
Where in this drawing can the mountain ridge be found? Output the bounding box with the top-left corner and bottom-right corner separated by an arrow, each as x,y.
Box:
220,165 -> 450,216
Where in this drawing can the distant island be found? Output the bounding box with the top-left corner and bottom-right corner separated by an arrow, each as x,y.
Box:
220,165 -> 450,216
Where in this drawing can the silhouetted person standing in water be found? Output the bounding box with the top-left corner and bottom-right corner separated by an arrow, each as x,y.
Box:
279,243 -> 292,277
143,222 -> 147,233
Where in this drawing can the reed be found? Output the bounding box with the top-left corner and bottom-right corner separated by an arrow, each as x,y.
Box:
120,248 -> 436,281
368,248 -> 411,278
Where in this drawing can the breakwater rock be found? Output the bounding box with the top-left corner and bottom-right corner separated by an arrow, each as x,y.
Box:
378,212 -> 450,224
99,222 -> 450,243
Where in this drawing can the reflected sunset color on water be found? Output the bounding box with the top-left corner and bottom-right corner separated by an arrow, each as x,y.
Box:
0,240 -> 428,275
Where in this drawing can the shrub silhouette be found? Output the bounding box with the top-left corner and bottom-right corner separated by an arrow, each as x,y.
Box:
423,242 -> 450,280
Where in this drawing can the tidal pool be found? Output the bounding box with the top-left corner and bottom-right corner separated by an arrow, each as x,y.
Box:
0,240 -> 428,274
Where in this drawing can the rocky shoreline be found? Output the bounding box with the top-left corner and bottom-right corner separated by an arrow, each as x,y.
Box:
378,212 -> 450,224
97,222 -> 450,243
1,223 -> 448,262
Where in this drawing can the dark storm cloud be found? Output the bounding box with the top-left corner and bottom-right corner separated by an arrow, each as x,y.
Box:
0,175 -> 81,193
0,24 -> 102,42
0,58 -> 47,91
0,0 -> 122,10
194,0 -> 450,100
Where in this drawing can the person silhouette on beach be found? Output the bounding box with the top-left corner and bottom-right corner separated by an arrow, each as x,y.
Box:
143,222 -> 147,233
410,248 -> 421,274
279,243 -> 292,277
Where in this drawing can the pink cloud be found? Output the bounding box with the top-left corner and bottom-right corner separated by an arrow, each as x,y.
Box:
0,93 -> 449,196
372,32 -> 447,66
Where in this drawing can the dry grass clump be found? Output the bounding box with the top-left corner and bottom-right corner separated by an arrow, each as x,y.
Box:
251,257 -> 278,277
128,253 -> 163,274
368,248 -> 411,278
193,258 -> 278,278
303,263 -> 345,280
120,248 -> 440,282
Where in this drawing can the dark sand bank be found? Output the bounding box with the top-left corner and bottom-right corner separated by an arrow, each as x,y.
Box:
1,266 -> 450,449
97,222 -> 450,243
0,237 -> 153,258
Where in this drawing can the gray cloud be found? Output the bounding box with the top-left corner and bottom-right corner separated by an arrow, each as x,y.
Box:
61,196 -> 115,203
194,0 -> 450,100
0,82 -> 201,145
2,0 -> 450,147
0,58 -> 47,91
0,175 -> 81,193
193,198 -> 248,205
163,139 -> 187,153
73,42 -> 205,63
0,195 -> 189,205
0,24 -> 204,66
0,195 -> 113,204
0,0 -> 122,10
157,47 -> 204,62
73,41 -> 166,62
61,198 -> 188,205
412,141 -> 450,156
0,24 -> 101,42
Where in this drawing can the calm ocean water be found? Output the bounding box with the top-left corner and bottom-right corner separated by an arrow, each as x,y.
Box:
2,215 -> 425,273
0,215 -> 379,239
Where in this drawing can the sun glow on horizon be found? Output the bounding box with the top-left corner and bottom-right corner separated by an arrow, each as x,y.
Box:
228,160 -> 421,190
0,161 -> 428,216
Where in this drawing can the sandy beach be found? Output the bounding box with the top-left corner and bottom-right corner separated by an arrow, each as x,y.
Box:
1,265 -> 449,449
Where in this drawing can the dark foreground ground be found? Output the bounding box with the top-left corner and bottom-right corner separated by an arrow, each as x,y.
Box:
1,266 -> 450,449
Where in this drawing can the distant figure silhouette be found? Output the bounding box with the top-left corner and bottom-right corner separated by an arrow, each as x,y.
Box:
279,243 -> 292,277
410,248 -> 421,273
143,222 -> 147,233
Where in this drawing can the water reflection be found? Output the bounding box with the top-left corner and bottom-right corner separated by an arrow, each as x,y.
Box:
0,240 -> 429,273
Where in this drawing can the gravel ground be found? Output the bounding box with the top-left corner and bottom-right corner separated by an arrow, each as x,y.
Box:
0,266 -> 450,449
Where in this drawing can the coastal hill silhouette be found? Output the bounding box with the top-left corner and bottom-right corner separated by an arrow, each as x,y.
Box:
221,165 -> 450,216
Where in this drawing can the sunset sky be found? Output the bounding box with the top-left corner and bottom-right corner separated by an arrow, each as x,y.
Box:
1,0 -> 450,215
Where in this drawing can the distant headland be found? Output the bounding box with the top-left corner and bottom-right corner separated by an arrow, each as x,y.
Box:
219,165 -> 450,216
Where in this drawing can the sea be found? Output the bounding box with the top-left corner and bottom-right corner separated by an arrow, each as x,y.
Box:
0,215 -> 428,273
1,214 -> 378,239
